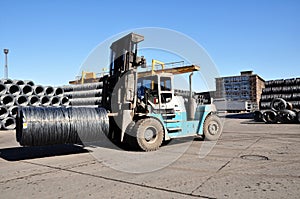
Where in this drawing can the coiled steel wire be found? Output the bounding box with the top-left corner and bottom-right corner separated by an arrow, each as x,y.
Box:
2,117 -> 16,130
33,85 -> 45,96
64,89 -> 102,99
15,95 -> 29,106
63,82 -> 103,92
0,94 -> 15,107
0,83 -> 7,95
7,84 -> 21,96
69,97 -> 102,106
8,106 -> 18,118
16,107 -> 109,146
20,85 -> 34,96
54,87 -> 64,97
45,86 -> 55,96
23,80 -> 35,86
28,95 -> 40,106
0,78 -> 13,84
0,106 -> 9,120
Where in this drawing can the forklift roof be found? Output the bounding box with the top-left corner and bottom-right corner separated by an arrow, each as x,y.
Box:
138,65 -> 200,77
110,32 -> 144,52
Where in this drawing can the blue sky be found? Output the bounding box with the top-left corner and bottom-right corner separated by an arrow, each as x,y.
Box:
0,0 -> 299,87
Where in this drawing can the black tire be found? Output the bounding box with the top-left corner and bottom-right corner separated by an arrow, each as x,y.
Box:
263,110 -> 278,124
271,98 -> 287,111
132,118 -> 164,151
203,114 -> 223,141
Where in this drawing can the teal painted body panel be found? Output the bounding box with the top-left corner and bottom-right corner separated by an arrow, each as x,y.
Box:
167,121 -> 199,138
149,104 -> 214,139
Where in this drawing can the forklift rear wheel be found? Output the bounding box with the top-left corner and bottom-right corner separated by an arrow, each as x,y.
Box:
133,118 -> 164,151
203,115 -> 222,141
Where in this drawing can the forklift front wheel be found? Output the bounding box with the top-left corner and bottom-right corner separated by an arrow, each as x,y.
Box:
203,115 -> 222,141
134,118 -> 164,151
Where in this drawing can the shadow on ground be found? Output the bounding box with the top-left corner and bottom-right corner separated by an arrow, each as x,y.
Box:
0,134 -> 202,161
225,112 -> 254,119
0,144 -> 88,161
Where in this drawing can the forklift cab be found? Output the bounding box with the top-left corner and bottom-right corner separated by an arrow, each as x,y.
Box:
136,73 -> 174,113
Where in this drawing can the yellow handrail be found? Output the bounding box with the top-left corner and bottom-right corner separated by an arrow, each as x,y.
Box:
151,59 -> 165,75
81,71 -> 96,84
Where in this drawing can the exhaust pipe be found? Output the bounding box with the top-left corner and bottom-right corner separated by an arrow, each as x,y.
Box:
0,106 -> 9,120
187,73 -> 195,121
33,85 -> 45,96
0,94 -> 15,107
45,86 -> 55,96
50,96 -> 60,106
40,96 -> 51,106
8,106 -> 18,118
20,85 -> 34,96
15,95 -> 29,106
7,84 -> 21,96
2,117 -> 16,130
28,95 -> 40,106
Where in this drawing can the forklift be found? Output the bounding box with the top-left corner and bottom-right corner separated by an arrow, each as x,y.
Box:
101,33 -> 222,151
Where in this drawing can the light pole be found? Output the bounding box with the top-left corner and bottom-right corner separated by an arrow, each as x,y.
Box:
3,49 -> 9,79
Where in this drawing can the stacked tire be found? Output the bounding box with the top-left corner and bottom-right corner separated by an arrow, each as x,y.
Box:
0,79 -> 70,130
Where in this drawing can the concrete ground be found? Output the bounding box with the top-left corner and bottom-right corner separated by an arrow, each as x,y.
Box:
0,118 -> 299,199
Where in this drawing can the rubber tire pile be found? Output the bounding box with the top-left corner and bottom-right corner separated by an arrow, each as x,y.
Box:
0,79 -> 70,130
254,98 -> 300,124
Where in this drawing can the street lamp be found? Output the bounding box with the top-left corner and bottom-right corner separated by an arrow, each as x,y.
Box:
3,49 -> 9,79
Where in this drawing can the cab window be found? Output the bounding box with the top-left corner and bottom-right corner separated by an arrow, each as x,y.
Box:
160,77 -> 171,91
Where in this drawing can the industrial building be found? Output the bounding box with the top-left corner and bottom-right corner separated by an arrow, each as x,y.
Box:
213,71 -> 265,111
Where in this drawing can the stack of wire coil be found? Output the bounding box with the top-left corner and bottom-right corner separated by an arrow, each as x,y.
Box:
254,98 -> 300,124
256,77 -> 300,124
0,79 -> 70,130
62,82 -> 103,106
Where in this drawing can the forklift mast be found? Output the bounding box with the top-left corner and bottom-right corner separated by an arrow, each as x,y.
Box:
102,33 -> 146,111
109,33 -> 144,77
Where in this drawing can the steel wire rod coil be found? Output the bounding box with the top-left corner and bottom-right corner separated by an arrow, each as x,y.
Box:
63,82 -> 103,92
16,107 -> 109,146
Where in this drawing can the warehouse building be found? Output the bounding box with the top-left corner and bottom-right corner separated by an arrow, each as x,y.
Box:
214,71 -> 265,111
